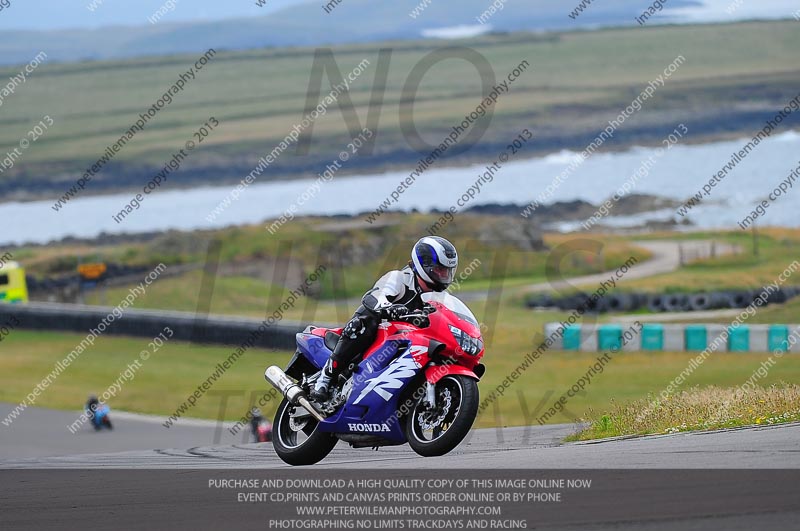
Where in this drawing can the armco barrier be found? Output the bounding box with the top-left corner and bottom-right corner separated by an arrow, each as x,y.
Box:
0,302 -> 307,350
545,323 -> 800,353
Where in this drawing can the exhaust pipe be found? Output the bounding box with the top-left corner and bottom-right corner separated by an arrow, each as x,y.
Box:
264,366 -> 326,422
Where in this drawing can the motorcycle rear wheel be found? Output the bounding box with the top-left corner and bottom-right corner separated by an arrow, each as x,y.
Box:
272,398 -> 337,466
406,375 -> 479,457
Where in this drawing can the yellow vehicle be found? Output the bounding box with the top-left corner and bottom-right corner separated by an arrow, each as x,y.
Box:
0,261 -> 29,303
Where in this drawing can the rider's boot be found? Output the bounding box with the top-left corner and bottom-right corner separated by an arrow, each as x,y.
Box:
310,358 -> 336,403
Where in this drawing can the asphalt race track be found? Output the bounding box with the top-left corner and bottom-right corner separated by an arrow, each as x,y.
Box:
2,404 -> 800,530
2,403 -> 799,469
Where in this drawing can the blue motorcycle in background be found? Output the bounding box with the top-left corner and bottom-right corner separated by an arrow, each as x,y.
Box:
88,403 -> 113,431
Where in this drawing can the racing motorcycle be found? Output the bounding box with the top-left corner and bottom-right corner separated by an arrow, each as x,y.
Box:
250,410 -> 273,443
90,404 -> 113,431
264,291 -> 486,466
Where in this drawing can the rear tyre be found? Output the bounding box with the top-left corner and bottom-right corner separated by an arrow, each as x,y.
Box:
406,375 -> 479,457
272,398 -> 337,466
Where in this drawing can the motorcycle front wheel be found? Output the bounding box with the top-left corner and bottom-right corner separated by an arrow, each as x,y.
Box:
405,375 -> 479,457
272,398 -> 337,466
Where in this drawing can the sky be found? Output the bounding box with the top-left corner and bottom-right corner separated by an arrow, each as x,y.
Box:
0,0 -> 797,32
0,0 -> 314,31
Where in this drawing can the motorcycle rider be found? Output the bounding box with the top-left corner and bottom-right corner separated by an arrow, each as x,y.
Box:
250,407 -> 264,438
85,394 -> 100,421
249,407 -> 273,443
310,236 -> 458,402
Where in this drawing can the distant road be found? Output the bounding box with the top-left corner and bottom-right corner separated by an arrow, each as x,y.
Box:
522,240 -> 740,293
461,240 -> 739,301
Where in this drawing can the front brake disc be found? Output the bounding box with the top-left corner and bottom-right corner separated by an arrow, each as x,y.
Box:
418,387 -> 453,431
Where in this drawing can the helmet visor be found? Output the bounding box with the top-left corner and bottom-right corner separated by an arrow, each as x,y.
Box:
429,264 -> 455,286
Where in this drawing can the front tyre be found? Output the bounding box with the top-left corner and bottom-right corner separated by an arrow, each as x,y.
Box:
272,398 -> 337,466
406,375 -> 479,457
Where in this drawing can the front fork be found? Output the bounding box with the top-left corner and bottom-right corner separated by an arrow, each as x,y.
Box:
423,381 -> 437,409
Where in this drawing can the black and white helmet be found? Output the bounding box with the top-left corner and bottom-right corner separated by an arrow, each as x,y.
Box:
411,236 -> 458,291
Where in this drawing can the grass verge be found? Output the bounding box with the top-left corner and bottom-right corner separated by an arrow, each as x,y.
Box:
568,384 -> 800,441
0,330 -> 293,425
3,326 -> 800,431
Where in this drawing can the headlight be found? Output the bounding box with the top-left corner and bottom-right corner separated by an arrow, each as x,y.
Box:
449,325 -> 483,355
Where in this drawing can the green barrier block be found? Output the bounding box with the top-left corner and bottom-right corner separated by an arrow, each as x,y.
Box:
728,325 -> 750,352
598,324 -> 623,351
641,324 -> 664,351
768,325 -> 790,353
563,325 -> 581,351
685,325 -> 708,351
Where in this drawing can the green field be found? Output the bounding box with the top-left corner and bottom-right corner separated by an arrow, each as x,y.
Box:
0,330 -> 290,425
45,224 -> 800,312
3,326 -> 799,430
2,21 -> 799,197
21,213 -> 653,304
5,220 -> 800,428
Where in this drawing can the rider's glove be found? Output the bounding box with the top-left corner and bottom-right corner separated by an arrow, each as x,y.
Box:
382,304 -> 409,321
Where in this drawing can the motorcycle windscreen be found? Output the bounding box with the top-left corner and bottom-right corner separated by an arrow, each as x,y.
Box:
422,291 -> 480,328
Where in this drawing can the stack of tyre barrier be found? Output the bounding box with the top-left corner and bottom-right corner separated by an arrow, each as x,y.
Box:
25,263 -> 150,293
527,286 -> 800,314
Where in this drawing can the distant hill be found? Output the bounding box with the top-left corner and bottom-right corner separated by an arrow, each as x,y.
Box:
2,20 -> 798,202
0,0 -> 698,65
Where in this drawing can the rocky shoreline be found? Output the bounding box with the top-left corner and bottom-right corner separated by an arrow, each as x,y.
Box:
9,193 -> 684,250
